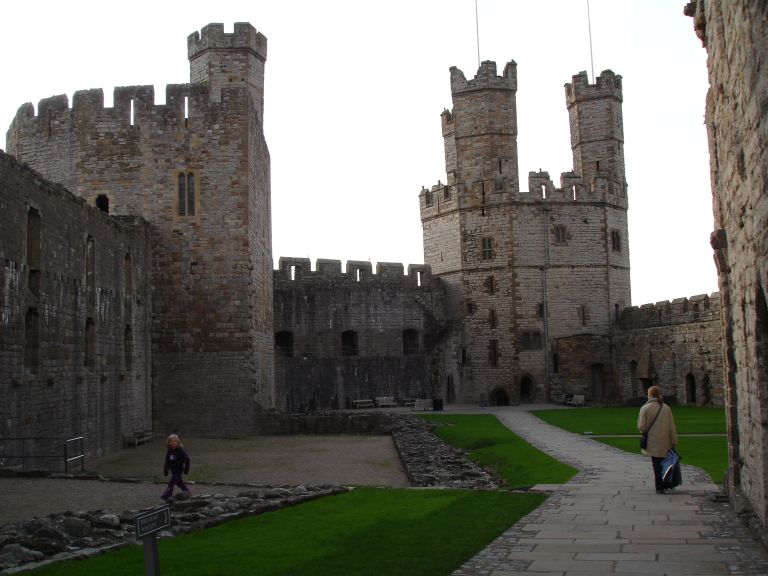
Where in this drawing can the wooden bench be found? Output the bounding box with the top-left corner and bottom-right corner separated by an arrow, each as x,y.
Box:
123,430 -> 153,448
566,394 -> 585,407
411,398 -> 433,411
375,396 -> 397,408
352,399 -> 375,409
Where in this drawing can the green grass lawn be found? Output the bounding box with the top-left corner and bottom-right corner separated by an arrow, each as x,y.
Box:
421,414 -> 577,487
531,406 -> 726,435
532,406 -> 727,483
30,488 -> 547,576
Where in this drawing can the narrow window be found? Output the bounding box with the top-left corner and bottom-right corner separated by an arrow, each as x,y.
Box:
466,301 -> 475,314
461,348 -> 468,365
416,271 -> 422,287
537,303 -> 545,318
275,331 -> 295,358
552,352 -> 559,373
614,302 -> 620,321
481,237 -> 493,260
403,329 -> 419,355
85,317 -> 96,368
521,332 -> 531,350
130,98 -> 135,126
424,189 -> 433,206
96,194 -> 109,213
571,184 -> 577,200
356,269 -> 362,282
611,229 -> 621,252
489,309 -> 497,328
486,275 -> 495,294
489,339 -> 499,367
124,254 -> 133,296
554,225 -> 567,245
184,96 -> 189,127
178,173 -> 186,215
578,305 -> 588,326
341,330 -> 358,356
187,173 -> 196,216
541,184 -> 546,198
693,303 -> 700,321
290,265 -> 296,281
27,208 -> 41,296
596,160 -> 601,172
124,325 -> 133,371
25,308 -> 40,374
532,332 -> 542,349
443,186 -> 451,200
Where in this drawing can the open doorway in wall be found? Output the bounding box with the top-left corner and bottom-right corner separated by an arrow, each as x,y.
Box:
489,388 -> 509,406
591,364 -> 604,401
519,375 -> 535,402
686,373 -> 697,404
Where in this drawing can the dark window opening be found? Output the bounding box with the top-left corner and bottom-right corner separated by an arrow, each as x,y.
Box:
96,194 -> 109,213
686,373 -> 696,404
443,186 -> 451,200
481,237 -> 493,260
403,329 -> 419,355
124,325 -> 133,371
178,172 -> 196,216
27,207 -> 42,296
124,254 -> 133,296
554,225 -> 567,244
489,339 -> 499,367
341,330 -> 358,356
537,303 -> 545,318
275,331 -> 294,358
187,173 -> 196,215
489,309 -> 498,328
85,317 -> 96,368
552,352 -> 559,373
693,303 -> 701,321
611,229 -> 621,252
424,189 -> 433,206
461,348 -> 468,365
520,332 -> 531,350
578,305 -> 588,326
485,275 -> 495,294
531,332 -> 542,349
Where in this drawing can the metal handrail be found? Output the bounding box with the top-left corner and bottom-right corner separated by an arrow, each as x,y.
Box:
0,436 -> 85,473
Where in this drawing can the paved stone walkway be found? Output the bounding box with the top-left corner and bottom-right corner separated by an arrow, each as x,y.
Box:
452,405 -> 768,576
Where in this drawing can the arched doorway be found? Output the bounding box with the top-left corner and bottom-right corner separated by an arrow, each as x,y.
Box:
520,375 -> 535,402
490,388 -> 509,406
686,373 -> 697,404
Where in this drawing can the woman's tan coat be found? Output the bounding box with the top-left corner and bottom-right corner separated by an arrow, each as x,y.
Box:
637,399 -> 678,458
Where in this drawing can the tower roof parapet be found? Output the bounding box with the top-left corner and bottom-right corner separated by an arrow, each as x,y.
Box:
187,22 -> 267,62
450,60 -> 517,94
565,69 -> 623,106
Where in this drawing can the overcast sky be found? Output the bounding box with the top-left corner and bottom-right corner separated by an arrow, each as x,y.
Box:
0,1 -> 717,307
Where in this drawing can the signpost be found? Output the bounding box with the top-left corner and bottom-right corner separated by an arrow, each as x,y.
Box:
134,505 -> 171,576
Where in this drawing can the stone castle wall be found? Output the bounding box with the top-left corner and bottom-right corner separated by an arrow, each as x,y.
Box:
687,0 -> 768,526
6,23 -> 274,437
0,151 -> 152,465
273,258 -> 447,411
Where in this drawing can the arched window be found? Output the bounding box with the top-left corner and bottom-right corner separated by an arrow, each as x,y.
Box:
403,329 -> 419,355
341,330 -> 358,356
275,331 -> 294,358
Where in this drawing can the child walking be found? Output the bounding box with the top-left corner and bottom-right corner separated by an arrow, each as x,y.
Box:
161,433 -> 191,501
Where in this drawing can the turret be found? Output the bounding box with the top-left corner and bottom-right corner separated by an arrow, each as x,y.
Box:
188,22 -> 267,117
446,60 -> 520,197
565,70 -> 626,195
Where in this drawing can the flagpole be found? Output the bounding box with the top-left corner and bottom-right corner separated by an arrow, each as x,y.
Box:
475,0 -> 481,68
587,0 -> 595,82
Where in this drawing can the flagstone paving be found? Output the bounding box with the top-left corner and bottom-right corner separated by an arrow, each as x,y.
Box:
452,405 -> 768,576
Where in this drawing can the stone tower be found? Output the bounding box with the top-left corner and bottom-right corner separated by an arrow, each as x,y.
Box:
420,63 -> 630,405
6,23 -> 274,436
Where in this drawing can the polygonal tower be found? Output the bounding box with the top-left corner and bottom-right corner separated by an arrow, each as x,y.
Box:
420,63 -> 630,406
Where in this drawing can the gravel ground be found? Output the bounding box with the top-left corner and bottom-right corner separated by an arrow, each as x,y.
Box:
0,435 -> 408,525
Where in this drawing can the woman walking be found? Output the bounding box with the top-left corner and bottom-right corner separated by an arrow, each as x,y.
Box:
637,386 -> 678,493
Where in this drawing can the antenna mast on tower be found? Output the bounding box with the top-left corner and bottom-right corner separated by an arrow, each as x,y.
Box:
587,0 -> 595,82
475,0 -> 481,68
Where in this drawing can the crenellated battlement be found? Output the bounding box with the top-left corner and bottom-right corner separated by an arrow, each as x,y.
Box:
619,293 -> 721,330
7,80 -> 256,157
187,22 -> 267,62
565,69 -> 623,106
275,257 -> 433,286
449,60 -> 517,94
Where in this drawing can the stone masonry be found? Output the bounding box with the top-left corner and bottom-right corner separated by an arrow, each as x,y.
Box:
0,21 -> 729,466
686,0 -> 768,529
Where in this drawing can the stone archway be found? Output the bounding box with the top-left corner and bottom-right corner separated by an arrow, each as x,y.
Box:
489,388 -> 510,406
520,375 -> 535,403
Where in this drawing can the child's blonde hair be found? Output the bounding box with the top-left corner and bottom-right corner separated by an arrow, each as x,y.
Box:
167,433 -> 182,448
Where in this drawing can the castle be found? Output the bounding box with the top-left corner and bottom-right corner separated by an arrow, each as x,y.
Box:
1,24 -> 722,461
